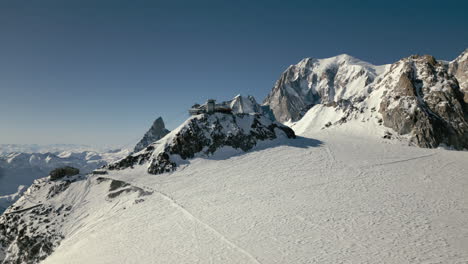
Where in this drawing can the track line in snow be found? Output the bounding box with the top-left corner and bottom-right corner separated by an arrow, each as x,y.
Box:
324,145 -> 336,164
151,188 -> 262,264
369,153 -> 436,167
102,176 -> 262,264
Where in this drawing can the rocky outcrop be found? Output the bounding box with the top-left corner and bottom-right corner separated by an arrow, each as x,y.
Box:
225,95 -> 275,119
379,55 -> 468,149
265,51 -> 468,149
0,175 -> 82,264
0,174 -> 150,263
134,117 -> 170,153
49,166 -> 79,180
108,112 -> 295,175
449,48 -> 468,103
263,54 -> 385,123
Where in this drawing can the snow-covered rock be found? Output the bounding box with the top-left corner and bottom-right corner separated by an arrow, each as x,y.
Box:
378,55 -> 468,149
108,111 -> 295,175
449,48 -> 468,102
263,54 -> 388,123
266,51 -> 468,150
133,117 -> 170,153
222,95 -> 274,119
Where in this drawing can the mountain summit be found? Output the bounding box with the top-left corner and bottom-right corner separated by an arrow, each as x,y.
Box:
133,117 -> 170,153
263,54 -> 387,123
264,51 -> 468,150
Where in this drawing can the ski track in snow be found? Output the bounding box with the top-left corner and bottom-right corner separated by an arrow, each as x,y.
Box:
105,177 -> 263,264
369,153 -> 437,167
40,131 -> 468,264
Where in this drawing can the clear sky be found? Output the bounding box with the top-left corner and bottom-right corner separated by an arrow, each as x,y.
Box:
1,0 -> 467,147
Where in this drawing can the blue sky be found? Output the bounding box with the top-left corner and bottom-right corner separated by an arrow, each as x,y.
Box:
1,0 -> 467,146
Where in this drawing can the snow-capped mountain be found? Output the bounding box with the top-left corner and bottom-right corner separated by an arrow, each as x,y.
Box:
264,51 -> 468,150
133,117 -> 170,153
1,51 -> 467,264
263,54 -> 388,123
0,144 -> 98,155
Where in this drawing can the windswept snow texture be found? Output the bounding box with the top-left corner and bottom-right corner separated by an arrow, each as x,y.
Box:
1,129 -> 466,263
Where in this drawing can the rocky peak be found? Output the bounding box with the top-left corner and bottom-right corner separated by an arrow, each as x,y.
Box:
222,95 -> 275,120
228,95 -> 262,114
263,54 -> 385,123
109,111 -> 295,175
133,117 -> 170,153
378,54 -> 468,149
449,48 -> 468,103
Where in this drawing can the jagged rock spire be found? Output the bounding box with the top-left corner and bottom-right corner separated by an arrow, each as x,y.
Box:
134,117 -> 170,153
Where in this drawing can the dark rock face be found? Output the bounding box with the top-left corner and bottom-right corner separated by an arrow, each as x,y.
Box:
108,113 -> 296,175
0,175 -> 150,263
134,117 -> 170,153
0,176 -> 81,264
0,205 -> 64,264
95,177 -> 153,199
379,55 -> 468,149
49,166 -> 79,180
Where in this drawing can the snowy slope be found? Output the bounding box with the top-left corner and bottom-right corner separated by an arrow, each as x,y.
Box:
1,128 -> 467,264
0,149 -> 130,213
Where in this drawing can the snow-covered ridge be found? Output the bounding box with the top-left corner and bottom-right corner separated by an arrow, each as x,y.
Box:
0,172 -> 152,263
0,144 -> 100,155
108,111 -> 295,175
0,149 -> 130,214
